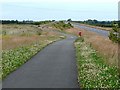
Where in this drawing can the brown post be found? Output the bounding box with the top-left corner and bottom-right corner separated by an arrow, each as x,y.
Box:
79,32 -> 82,36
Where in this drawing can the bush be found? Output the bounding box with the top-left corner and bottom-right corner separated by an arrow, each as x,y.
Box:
33,22 -> 40,25
36,31 -> 42,35
75,37 -> 84,42
52,21 -> 73,30
33,21 -> 51,25
109,23 -> 120,43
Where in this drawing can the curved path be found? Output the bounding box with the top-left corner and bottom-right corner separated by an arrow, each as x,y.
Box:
2,34 -> 79,88
72,23 -> 109,37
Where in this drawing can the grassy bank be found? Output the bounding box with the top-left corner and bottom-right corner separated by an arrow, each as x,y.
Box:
75,37 -> 120,88
1,24 -> 65,79
51,21 -> 73,31
66,27 -> 118,67
2,38 -> 59,79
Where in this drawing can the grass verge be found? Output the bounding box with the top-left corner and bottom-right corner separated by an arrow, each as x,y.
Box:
1,38 -> 63,79
66,27 -> 118,67
75,37 -> 120,88
1,23 -> 66,80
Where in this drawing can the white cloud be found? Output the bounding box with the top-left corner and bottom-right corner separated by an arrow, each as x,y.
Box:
1,0 -> 118,20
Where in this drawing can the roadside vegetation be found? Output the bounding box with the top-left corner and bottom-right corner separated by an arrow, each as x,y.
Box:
109,21 -> 120,43
1,24 -> 65,79
66,27 -> 118,67
51,21 -> 73,31
1,20 -> 119,88
33,20 -> 52,25
49,21 -> 120,88
75,37 -> 120,88
1,21 -> 73,79
2,39 -> 56,79
48,21 -> 119,88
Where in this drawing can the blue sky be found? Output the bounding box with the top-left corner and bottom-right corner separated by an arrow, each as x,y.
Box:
1,0 -> 119,21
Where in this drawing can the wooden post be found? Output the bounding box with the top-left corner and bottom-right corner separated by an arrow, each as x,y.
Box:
79,32 -> 82,36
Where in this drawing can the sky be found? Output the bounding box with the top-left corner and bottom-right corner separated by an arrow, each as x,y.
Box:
0,0 -> 119,21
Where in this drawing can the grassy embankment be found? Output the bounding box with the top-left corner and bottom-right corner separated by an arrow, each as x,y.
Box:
50,21 -> 73,32
75,37 -> 119,88
63,25 -> 119,88
65,27 -> 118,67
47,22 -> 120,88
48,22 -> 119,88
1,24 -> 66,79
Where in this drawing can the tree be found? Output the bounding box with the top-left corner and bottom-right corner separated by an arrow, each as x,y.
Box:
52,20 -> 55,22
109,21 -> 120,43
67,19 -> 72,22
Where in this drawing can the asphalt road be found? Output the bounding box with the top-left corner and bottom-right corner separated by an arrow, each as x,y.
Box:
2,34 -> 79,88
72,23 -> 109,37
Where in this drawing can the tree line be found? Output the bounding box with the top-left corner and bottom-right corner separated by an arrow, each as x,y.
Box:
72,19 -> 114,27
1,20 -> 34,24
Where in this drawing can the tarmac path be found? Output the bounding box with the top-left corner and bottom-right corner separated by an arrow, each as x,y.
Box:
2,34 -> 79,88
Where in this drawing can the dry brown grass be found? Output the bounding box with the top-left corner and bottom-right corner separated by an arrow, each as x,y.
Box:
66,27 -> 118,67
2,24 -> 42,36
2,35 -> 40,50
2,24 -> 61,50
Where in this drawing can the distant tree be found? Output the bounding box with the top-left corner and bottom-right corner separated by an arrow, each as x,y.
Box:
33,22 -> 40,25
2,20 -> 18,24
67,19 -> 72,22
93,19 -> 98,24
52,20 -> 55,22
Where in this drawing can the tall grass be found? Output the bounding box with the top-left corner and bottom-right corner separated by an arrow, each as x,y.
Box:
66,27 -> 118,67
75,37 -> 120,88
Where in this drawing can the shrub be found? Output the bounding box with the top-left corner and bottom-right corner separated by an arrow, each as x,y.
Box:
52,21 -> 73,30
109,22 -> 120,43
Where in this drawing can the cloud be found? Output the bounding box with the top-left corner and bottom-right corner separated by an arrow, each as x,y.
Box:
1,0 -> 118,21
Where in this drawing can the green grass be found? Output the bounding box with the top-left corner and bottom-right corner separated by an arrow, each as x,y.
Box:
1,23 -> 66,80
2,38 -> 62,79
51,21 -> 73,30
2,42 -> 45,79
75,37 -> 120,88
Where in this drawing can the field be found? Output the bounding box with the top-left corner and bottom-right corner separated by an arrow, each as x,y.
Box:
1,24 -> 65,79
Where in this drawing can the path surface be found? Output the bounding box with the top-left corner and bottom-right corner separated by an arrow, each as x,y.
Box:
72,23 -> 109,37
2,34 -> 79,88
